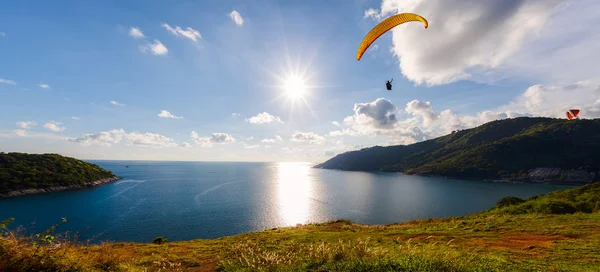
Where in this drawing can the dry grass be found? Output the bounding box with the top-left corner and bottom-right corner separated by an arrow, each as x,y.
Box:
1,214 -> 599,271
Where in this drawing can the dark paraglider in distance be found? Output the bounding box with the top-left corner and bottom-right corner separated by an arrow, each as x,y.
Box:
386,78 -> 393,91
567,109 -> 580,120
565,109 -> 580,135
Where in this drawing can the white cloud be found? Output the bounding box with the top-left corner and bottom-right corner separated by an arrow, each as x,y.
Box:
332,98 -> 436,143
245,144 -> 259,149
364,8 -> 379,20
246,136 -> 254,141
0,78 -> 16,85
493,0 -> 600,84
162,23 -> 201,43
328,128 -> 360,137
246,112 -> 283,124
342,98 -> 399,134
14,130 -> 27,137
38,84 -> 50,89
158,110 -> 183,119
0,129 -> 68,140
405,100 -> 438,127
191,131 -> 236,146
124,132 -> 174,147
69,129 -> 177,148
129,27 -> 144,39
332,121 -> 340,126
261,135 -> 283,143
291,132 -> 325,145
139,40 -> 168,55
16,121 -> 36,129
43,121 -> 65,132
366,0 -> 564,86
229,10 -> 244,26
180,142 -> 193,148
232,113 -> 241,118
71,117 -> 80,120
110,100 -> 124,106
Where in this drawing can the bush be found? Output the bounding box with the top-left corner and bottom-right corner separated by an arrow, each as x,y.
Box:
152,236 -> 168,244
495,196 -> 525,208
536,200 -> 577,214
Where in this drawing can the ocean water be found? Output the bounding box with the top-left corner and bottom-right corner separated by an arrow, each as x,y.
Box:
0,161 -> 569,243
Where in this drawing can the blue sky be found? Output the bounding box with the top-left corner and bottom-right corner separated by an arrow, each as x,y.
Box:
1,0 -> 599,162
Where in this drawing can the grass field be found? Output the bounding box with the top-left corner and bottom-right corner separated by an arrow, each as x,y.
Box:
2,183 -> 600,271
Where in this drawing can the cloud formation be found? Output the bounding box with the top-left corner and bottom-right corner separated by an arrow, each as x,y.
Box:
43,121 -> 65,132
129,27 -> 144,38
139,40 -> 168,55
229,10 -> 244,26
69,129 -> 177,148
246,112 -> 283,124
0,78 -> 16,85
261,135 -> 282,143
162,23 -> 202,43
329,79 -> 600,146
158,110 -> 183,119
16,121 -> 36,129
366,0 -> 564,86
191,131 -> 236,146
291,132 -> 325,144
110,100 -> 124,106
38,84 -> 50,89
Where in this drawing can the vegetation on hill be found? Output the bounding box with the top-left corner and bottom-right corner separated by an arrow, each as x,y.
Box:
314,117 -> 600,181
1,181 -> 599,271
485,181 -> 600,215
0,152 -> 118,194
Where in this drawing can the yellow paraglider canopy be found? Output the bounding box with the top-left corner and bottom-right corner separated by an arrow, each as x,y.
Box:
356,13 -> 428,61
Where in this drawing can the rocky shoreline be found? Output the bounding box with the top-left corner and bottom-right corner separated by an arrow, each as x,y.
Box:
0,176 -> 123,199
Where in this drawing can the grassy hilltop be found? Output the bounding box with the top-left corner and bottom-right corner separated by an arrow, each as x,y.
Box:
315,117 -> 600,183
1,182 -> 599,271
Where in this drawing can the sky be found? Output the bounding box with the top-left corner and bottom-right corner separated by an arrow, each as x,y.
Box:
1,0 -> 599,163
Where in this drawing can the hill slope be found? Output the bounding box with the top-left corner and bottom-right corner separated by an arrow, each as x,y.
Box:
0,152 -> 120,197
314,117 -> 600,182
1,181 -> 599,271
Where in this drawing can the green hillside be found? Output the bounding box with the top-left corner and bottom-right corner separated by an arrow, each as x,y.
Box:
315,117 -> 600,182
0,152 -> 118,194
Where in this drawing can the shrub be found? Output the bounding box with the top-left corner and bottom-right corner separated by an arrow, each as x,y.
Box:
152,236 -> 168,244
536,200 -> 577,214
495,196 -> 525,208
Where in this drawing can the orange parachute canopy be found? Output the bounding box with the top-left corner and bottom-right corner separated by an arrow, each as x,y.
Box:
566,109 -> 580,120
356,13 -> 428,61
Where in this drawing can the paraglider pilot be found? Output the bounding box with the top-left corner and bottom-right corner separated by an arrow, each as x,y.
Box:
386,79 -> 393,91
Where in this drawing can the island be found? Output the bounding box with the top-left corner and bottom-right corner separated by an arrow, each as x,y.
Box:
0,152 -> 121,198
314,117 -> 600,185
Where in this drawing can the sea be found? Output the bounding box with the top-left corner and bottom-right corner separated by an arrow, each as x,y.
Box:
0,161 -> 570,243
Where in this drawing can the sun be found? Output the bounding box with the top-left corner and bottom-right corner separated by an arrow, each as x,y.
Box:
284,75 -> 307,99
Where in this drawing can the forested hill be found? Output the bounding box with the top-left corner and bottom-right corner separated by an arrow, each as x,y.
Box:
314,117 -> 600,182
0,152 -> 119,195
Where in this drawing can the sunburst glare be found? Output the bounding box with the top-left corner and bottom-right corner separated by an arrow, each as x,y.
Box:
284,75 -> 307,100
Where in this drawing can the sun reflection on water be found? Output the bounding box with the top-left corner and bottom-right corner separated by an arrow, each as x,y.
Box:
276,162 -> 312,226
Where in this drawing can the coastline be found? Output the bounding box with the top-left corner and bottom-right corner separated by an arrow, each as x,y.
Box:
316,167 -> 588,186
0,176 -> 123,199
